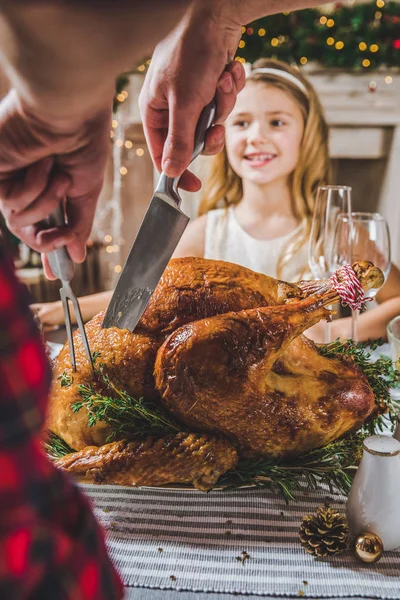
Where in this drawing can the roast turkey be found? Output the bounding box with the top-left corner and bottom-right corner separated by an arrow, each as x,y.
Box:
46,258 -> 383,463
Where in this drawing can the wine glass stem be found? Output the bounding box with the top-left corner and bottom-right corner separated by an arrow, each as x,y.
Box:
351,309 -> 359,342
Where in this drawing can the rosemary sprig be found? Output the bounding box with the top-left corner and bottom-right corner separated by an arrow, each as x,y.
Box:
44,431 -> 75,460
72,371 -> 181,442
58,372 -> 74,387
219,435 -> 364,502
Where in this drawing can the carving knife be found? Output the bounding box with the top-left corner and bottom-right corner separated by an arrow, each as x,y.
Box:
102,98 -> 216,331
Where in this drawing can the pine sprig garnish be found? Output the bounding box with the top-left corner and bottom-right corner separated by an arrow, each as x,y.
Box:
72,371 -> 181,443
318,338 -> 400,434
219,435 -> 364,502
44,431 -> 75,460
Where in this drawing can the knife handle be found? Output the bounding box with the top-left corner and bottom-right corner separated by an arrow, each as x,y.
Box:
41,202 -> 75,282
191,97 -> 216,164
156,98 -> 217,200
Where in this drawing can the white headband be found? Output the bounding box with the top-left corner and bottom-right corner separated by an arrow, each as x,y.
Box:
246,66 -> 309,97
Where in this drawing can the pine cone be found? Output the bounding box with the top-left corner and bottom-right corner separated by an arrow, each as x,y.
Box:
299,506 -> 348,557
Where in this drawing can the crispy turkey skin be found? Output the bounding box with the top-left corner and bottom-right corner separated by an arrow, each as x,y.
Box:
55,433 -> 238,492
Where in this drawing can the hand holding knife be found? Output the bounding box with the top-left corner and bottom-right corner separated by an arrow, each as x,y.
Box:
102,97 -> 216,332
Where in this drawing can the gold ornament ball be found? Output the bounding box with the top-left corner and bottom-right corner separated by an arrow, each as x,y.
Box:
354,532 -> 384,563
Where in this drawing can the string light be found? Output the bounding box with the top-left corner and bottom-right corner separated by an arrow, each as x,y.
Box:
300,56 -> 307,64
124,140 -> 133,149
114,265 -> 122,273
106,245 -> 113,253
362,58 -> 371,67
219,6 -> 398,73
385,76 -> 393,84
116,93 -> 125,103
104,234 -> 112,243
138,64 -> 146,72
112,119 -> 118,128
112,245 -> 119,252
110,130 -> 114,139
136,148 -> 145,156
115,139 -> 123,147
121,90 -> 128,99
120,166 -> 128,175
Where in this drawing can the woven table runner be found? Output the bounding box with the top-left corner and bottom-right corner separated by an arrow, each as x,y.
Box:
81,484 -> 400,598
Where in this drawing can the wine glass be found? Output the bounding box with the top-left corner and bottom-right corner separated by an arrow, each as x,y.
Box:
331,212 -> 391,341
308,185 -> 353,343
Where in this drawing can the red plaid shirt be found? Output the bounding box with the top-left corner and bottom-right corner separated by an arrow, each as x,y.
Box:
0,237 -> 124,600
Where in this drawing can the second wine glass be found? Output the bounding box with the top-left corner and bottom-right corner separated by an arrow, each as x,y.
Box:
308,185 -> 353,343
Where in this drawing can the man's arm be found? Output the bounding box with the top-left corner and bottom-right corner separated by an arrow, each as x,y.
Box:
0,1 -> 189,122
0,1 -> 190,271
140,0 -> 323,186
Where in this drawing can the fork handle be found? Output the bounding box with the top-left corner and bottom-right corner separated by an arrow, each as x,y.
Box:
42,203 -> 74,282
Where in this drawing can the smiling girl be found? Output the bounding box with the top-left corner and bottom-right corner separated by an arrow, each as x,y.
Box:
174,58 -> 329,282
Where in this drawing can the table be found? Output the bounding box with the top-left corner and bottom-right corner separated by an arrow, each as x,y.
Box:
82,484 -> 400,600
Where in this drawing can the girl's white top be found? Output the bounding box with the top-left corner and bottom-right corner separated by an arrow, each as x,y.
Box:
204,206 -> 308,282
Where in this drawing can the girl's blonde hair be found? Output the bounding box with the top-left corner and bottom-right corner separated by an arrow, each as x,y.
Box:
199,58 -> 330,280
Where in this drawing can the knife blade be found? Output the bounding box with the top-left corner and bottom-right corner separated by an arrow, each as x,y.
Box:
102,98 -> 216,331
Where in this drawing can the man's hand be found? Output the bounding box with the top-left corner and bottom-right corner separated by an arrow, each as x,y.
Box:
0,90 -> 111,277
139,3 -> 246,191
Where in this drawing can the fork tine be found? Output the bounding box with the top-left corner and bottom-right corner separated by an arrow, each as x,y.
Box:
73,298 -> 94,374
66,287 -> 94,374
60,290 -> 76,371
61,284 -> 94,374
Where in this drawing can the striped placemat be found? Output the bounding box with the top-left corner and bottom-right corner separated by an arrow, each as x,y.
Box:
81,484 -> 400,598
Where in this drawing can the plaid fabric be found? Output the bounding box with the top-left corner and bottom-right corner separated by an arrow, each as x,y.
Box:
0,236 -> 123,600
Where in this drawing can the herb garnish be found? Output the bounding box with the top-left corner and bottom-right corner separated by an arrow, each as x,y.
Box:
44,431 -> 75,460
58,372 -> 74,387
219,434 -> 364,502
71,368 -> 180,442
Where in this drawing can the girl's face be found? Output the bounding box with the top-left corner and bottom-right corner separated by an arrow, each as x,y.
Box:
225,82 -> 305,187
